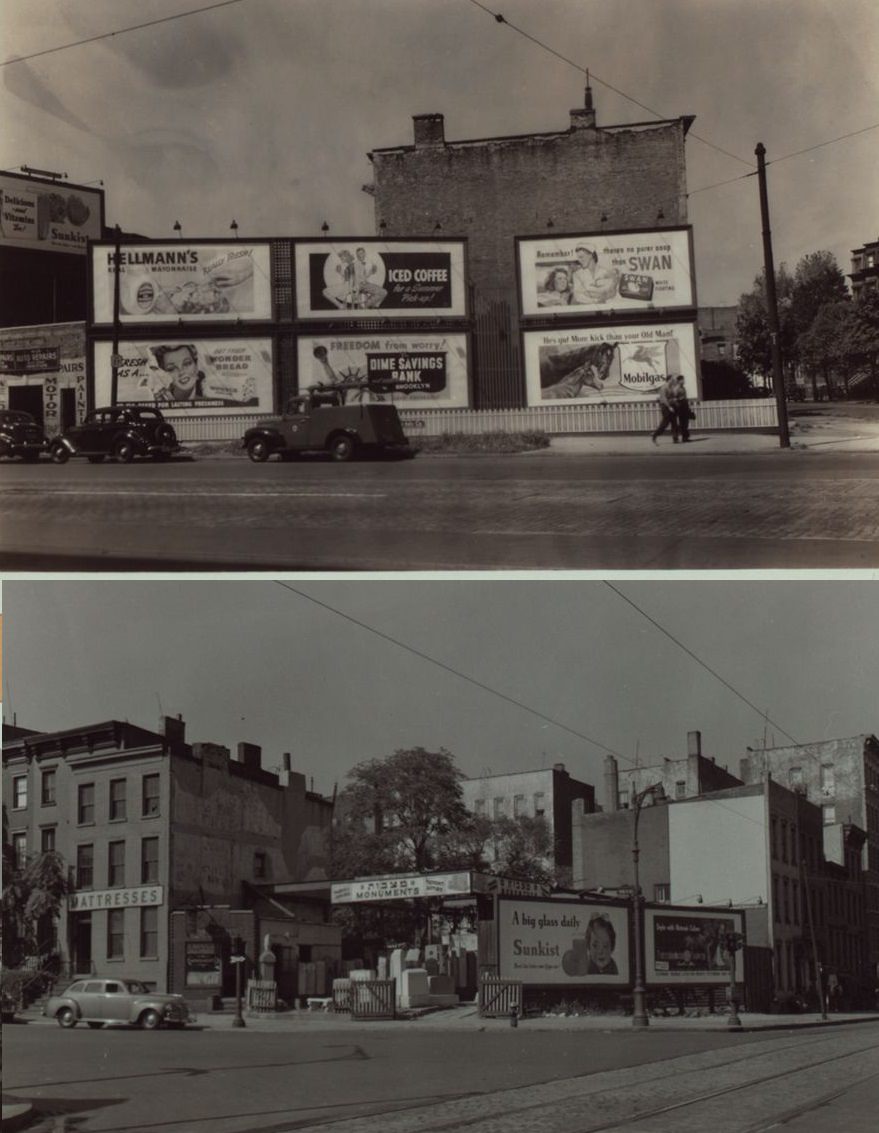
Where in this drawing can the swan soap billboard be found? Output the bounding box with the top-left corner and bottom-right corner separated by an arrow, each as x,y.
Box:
90,241 -> 273,324
497,898 -> 630,985
522,322 -> 699,405
517,227 -> 695,319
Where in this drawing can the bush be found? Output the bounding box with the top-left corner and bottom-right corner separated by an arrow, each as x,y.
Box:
415,431 -> 551,455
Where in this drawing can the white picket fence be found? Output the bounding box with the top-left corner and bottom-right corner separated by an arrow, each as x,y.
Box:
168,400 -> 778,443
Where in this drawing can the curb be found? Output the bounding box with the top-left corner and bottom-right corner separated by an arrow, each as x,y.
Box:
1,1101 -> 34,1131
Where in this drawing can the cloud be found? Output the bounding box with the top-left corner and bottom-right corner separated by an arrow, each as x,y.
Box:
101,22 -> 244,90
3,57 -> 91,133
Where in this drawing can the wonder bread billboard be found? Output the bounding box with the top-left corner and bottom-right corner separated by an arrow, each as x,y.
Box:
294,239 -> 467,320
644,906 -> 744,984
523,321 -> 699,405
497,898 -> 630,986
517,227 -> 695,319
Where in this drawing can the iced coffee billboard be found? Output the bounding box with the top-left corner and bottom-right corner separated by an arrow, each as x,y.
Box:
522,322 -> 699,405
91,242 -> 273,324
93,338 -> 273,413
517,227 -> 695,319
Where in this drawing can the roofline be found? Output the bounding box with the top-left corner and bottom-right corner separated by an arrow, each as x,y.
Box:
368,114 -> 695,159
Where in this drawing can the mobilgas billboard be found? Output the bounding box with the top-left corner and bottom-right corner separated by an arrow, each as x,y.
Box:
93,338 -> 273,413
296,332 -> 470,407
294,240 -> 467,320
497,898 -> 630,986
91,241 -> 273,324
522,322 -> 699,405
644,907 -> 744,984
1,172 -> 103,255
517,227 -> 695,318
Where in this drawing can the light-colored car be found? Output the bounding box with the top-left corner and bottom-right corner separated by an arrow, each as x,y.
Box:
43,978 -> 196,1029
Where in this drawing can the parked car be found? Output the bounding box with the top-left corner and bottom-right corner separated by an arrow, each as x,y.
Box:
43,977 -> 196,1029
50,405 -> 180,464
242,387 -> 413,463
0,409 -> 50,462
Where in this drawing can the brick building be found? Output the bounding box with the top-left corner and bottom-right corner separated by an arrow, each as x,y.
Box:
2,716 -> 339,999
601,731 -> 742,810
739,735 -> 879,976
461,763 -> 595,878
850,238 -> 879,300
367,90 -> 694,408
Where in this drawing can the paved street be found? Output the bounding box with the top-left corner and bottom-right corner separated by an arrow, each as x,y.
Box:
3,446 -> 879,570
4,1014 -> 879,1133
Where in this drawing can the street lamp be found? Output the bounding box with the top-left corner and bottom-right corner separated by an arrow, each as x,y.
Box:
230,939 -> 246,1028
631,781 -> 666,1029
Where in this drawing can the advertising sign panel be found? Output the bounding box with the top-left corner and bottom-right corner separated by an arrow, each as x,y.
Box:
0,322 -> 87,432
518,227 -> 694,318
185,941 -> 223,988
332,871 -> 473,904
523,322 -> 698,405
0,173 -> 103,255
93,338 -> 273,413
91,242 -> 273,324
498,899 -> 630,985
644,907 -> 743,984
296,332 -> 469,407
294,240 -> 467,319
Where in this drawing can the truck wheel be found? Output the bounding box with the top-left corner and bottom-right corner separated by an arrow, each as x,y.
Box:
247,438 -> 271,463
329,434 -> 356,462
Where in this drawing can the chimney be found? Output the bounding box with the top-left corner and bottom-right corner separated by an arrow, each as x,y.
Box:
687,730 -> 702,758
282,753 -> 292,772
553,762 -> 567,774
162,714 -> 186,751
235,741 -> 262,771
570,84 -> 596,130
604,754 -> 619,813
413,113 -> 445,146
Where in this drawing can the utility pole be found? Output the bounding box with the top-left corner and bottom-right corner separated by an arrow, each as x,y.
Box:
110,224 -> 122,406
800,857 -> 827,1020
755,143 -> 791,449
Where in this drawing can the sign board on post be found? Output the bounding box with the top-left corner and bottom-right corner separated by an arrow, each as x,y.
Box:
643,907 -> 744,984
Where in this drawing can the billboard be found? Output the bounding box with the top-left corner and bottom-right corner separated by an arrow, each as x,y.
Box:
644,907 -> 744,984
517,227 -> 695,318
91,242 -> 273,324
0,172 -> 103,255
296,332 -> 470,407
522,322 -> 699,405
294,240 -> 467,319
498,898 -> 630,985
93,338 -> 273,413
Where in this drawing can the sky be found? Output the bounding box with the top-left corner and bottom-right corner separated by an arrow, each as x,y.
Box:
2,579 -> 877,806
2,0 -> 877,306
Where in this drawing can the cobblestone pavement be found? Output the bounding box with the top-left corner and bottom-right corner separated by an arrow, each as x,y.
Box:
3,453 -> 879,569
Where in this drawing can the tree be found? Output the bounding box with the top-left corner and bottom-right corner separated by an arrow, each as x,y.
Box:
735,264 -> 796,384
797,301 -> 857,398
2,843 -> 69,969
790,252 -> 850,398
849,288 -> 879,401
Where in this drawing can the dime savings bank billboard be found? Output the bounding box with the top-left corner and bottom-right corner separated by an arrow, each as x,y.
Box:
522,322 -> 699,405
517,227 -> 695,318
497,899 -> 630,985
297,333 -> 470,407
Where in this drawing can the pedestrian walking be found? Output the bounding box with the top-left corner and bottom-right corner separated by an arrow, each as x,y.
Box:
673,375 -> 693,442
651,375 -> 680,443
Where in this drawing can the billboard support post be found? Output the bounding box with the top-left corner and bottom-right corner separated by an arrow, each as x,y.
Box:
631,782 -> 666,1029
725,932 -> 744,1028
111,225 -> 121,406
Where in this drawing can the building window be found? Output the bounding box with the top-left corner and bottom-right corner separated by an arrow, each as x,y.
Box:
783,877 -> 790,923
493,797 -> 505,819
822,804 -> 836,825
142,774 -> 160,818
76,844 -> 94,889
41,827 -> 56,854
772,875 -> 779,921
675,781 -> 686,800
780,821 -> 788,863
771,817 -> 778,860
12,832 -> 28,868
253,851 -> 268,879
533,792 -> 546,817
140,907 -> 158,958
789,767 -> 805,795
41,769 -> 57,806
654,883 -> 670,902
513,794 -> 526,818
473,798 -> 486,816
141,837 -> 159,884
618,790 -> 629,809
107,909 -> 125,959
820,764 -> 835,796
78,783 -> 95,825
13,775 -> 27,810
108,841 -> 126,887
109,778 -> 127,821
